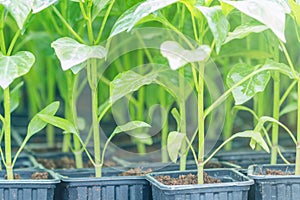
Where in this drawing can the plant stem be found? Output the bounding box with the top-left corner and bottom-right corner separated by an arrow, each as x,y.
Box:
46,58 -> 55,147
160,88 -> 169,163
197,64 -> 205,184
224,96 -> 233,151
271,72 -> 280,164
296,80 -> 300,175
4,88 -> 13,180
179,68 -> 187,171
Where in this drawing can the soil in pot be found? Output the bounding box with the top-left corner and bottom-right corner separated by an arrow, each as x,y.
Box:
4,172 -> 49,180
258,168 -> 293,175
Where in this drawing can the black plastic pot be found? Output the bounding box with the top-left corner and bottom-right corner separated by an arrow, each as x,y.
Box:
55,168 -> 151,200
0,169 -> 59,200
146,169 -> 253,200
248,164 -> 300,200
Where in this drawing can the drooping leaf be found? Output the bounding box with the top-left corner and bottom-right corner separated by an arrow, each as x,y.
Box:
32,0 -> 57,13
0,0 -> 33,29
167,131 -> 185,163
27,102 -> 60,138
37,114 -> 77,135
0,51 -> 35,89
289,0 -> 300,25
261,59 -> 295,79
109,0 -> 179,38
51,37 -> 107,73
233,130 -> 269,153
224,22 -> 268,44
10,82 -> 23,113
227,63 -> 271,105
223,0 -> 289,42
161,41 -> 211,70
112,121 -> 151,135
196,6 -> 229,53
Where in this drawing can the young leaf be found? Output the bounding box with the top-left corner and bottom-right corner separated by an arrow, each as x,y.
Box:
288,0 -> 300,25
222,0 -> 289,42
0,0 -> 33,29
27,102 -> 60,138
224,23 -> 268,44
109,0 -> 179,38
37,114 -> 77,135
167,131 -> 185,163
0,51 -> 35,89
196,6 -> 229,53
233,130 -> 269,153
32,0 -> 57,13
226,63 -> 271,105
51,37 -> 107,73
161,41 -> 211,70
112,121 -> 151,135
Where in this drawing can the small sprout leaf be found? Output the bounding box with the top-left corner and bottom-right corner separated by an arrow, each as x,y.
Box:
167,131 -> 185,163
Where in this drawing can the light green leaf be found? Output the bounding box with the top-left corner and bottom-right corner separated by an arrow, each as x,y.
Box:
37,114 -> 77,135
109,0 -> 179,38
167,131 -> 185,163
92,0 -> 110,19
161,41 -> 210,70
223,0 -> 289,42
27,102 -> 60,138
0,51 -> 35,89
32,0 -> 57,13
227,63 -> 271,105
233,130 -> 269,153
112,121 -> 151,135
51,37 -> 107,73
10,82 -> 23,113
280,102 -> 297,116
196,6 -> 229,53
0,0 -> 33,29
289,0 -> 300,25
224,22 -> 268,44
261,59 -> 295,79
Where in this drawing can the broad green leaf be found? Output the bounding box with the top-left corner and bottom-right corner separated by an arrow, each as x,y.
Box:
92,0 -> 110,19
261,59 -> 295,79
280,102 -> 297,116
10,82 -> 23,113
109,0 -> 179,38
112,121 -> 151,135
27,102 -> 60,137
51,37 -> 107,73
220,1 -> 234,16
223,0 -> 289,42
224,23 -> 268,44
196,6 -> 229,53
0,0 -> 33,29
0,51 -> 35,89
227,63 -> 271,105
233,130 -> 269,152
167,131 -> 185,162
110,69 -> 161,103
289,0 -> 300,25
32,0 -> 57,13
37,114 -> 77,135
161,41 -> 211,70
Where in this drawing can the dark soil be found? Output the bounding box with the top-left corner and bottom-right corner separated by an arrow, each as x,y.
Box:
258,168 -> 292,176
31,172 -> 49,179
155,172 -> 221,185
120,168 -> 152,176
204,162 -> 222,168
37,156 -> 116,169
4,174 -> 21,179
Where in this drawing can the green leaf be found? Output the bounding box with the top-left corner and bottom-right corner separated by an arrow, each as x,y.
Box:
167,131 -> 185,163
10,82 -> 23,113
196,6 -> 229,53
289,0 -> 300,25
0,0 -> 33,29
37,114 -> 77,135
261,59 -> 295,79
161,41 -> 211,70
280,102 -> 297,116
227,63 -> 271,105
233,130 -> 269,153
112,121 -> 151,135
32,0 -> 57,13
171,108 -> 181,130
224,22 -> 268,44
223,0 -> 289,42
27,102 -> 60,138
92,0 -> 110,19
51,37 -> 107,73
0,51 -> 35,89
109,0 -> 179,38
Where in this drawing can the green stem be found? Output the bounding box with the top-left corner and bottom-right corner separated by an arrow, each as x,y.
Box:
224,96 -> 233,151
271,72 -> 280,164
136,86 -> 146,155
4,88 -> 13,180
197,64 -> 205,185
46,58 -> 55,147
179,68 -> 187,171
160,88 -> 169,163
0,8 -> 6,55
296,80 -> 300,175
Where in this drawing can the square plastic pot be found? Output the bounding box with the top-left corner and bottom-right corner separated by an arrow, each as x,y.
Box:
146,169 -> 253,200
0,169 -> 60,200
248,164 -> 300,200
